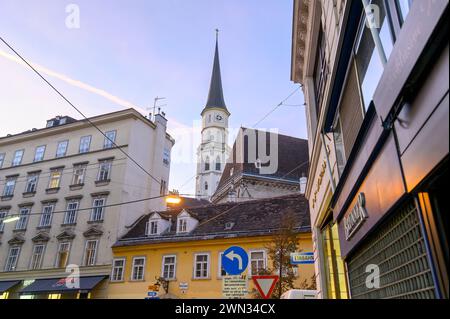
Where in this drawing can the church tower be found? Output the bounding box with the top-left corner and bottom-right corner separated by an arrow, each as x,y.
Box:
196,32 -> 230,199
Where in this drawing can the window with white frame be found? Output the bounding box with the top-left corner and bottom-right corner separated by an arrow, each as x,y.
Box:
15,207 -> 30,230
131,257 -> 145,281
111,258 -> 126,282
25,173 -> 39,193
12,149 -> 24,166
218,252 -> 227,278
79,136 -> 92,153
56,242 -> 71,268
97,160 -> 112,181
39,203 -> 55,227
178,218 -> 187,233
91,197 -> 105,221
0,153 -> 5,168
103,130 -> 116,149
56,140 -> 69,158
146,220 -> 158,235
3,177 -> 17,197
48,169 -> 62,189
194,253 -> 209,279
30,244 -> 45,270
250,250 -> 267,277
64,201 -> 79,225
34,145 -> 46,162
162,255 -> 176,280
72,164 -> 86,185
0,210 -> 8,232
5,246 -> 21,271
160,179 -> 167,196
84,240 -> 98,266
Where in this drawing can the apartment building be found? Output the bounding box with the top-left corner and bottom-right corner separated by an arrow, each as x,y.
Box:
0,108 -> 174,299
292,0 -> 448,299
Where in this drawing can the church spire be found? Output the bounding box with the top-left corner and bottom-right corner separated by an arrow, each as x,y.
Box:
203,29 -> 228,114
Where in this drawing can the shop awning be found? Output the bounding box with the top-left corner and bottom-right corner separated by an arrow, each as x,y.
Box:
20,276 -> 106,294
0,280 -> 21,293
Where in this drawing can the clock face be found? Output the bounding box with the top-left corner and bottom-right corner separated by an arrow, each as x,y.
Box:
215,114 -> 224,122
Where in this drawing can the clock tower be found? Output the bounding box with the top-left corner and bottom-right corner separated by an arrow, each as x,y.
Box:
196,32 -> 230,199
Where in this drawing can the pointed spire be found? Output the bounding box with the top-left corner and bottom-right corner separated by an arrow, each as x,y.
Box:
203,29 -> 228,114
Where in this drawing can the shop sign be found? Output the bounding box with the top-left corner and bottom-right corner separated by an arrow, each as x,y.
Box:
344,192 -> 368,240
290,252 -> 314,264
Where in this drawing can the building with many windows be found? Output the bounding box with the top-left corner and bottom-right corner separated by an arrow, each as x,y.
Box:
108,194 -> 313,299
292,0 -> 448,299
0,108 -> 174,299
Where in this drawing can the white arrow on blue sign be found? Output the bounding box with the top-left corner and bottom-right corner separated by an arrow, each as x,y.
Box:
222,246 -> 249,275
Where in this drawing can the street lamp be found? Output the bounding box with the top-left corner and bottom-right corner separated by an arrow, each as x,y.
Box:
165,192 -> 181,205
2,216 -> 20,224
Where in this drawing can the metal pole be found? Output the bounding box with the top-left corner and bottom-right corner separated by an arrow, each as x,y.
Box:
361,0 -> 388,66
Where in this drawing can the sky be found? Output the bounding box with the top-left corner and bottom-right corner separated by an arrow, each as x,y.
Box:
0,0 -> 307,195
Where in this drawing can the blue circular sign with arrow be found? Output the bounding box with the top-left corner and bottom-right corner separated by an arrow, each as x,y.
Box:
222,246 -> 248,275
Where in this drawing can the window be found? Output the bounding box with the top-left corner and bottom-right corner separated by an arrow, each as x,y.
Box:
97,160 -> 112,181
131,257 -> 146,281
104,130 -> 116,149
111,258 -> 126,282
0,153 -> 5,168
314,28 -> 328,115
147,220 -> 158,235
84,240 -> 98,266
163,148 -> 170,166
79,136 -> 91,153
56,140 -> 69,158
162,255 -> 176,280
5,247 -> 20,271
64,201 -> 79,225
72,164 -> 86,185
56,242 -> 71,268
39,204 -> 55,227
0,210 -> 8,232
333,117 -> 346,175
34,145 -> 46,162
48,169 -> 62,189
25,173 -> 39,193
30,244 -> 45,270
194,253 -> 210,279
178,218 -> 187,233
250,251 -> 267,277
3,177 -> 17,197
215,157 -> 221,171
356,0 -> 393,110
218,252 -> 227,278
15,207 -> 30,230
91,198 -> 105,221
160,180 -> 167,196
396,0 -> 414,24
205,156 -> 210,171
12,150 -> 24,166
204,182 -> 208,191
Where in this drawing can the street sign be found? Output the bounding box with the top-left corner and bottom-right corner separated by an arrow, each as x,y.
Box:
147,291 -> 158,297
222,275 -> 248,299
222,246 -> 248,275
252,275 -> 279,299
179,282 -> 188,290
290,252 -> 314,264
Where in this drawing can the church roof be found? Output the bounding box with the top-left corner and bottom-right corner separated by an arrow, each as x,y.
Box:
202,34 -> 228,114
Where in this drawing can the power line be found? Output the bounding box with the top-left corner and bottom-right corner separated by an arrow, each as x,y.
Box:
0,36 -> 162,186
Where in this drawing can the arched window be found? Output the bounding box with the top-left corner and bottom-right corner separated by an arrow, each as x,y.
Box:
204,182 -> 208,190
205,156 -> 210,171
215,156 -> 221,171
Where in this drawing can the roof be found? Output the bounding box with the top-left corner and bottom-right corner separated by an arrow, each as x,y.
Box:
114,193 -> 310,247
202,35 -> 228,114
215,128 -> 309,194
166,196 -> 210,210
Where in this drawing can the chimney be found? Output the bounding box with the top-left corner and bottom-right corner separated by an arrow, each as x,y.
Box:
299,175 -> 307,195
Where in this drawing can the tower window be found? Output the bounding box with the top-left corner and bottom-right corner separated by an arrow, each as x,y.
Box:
205,156 -> 210,171
205,182 -> 208,190
216,156 -> 221,171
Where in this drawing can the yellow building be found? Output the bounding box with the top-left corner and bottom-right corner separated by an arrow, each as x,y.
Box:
108,194 -> 314,299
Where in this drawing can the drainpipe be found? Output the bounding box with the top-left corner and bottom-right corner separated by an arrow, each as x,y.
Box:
361,0 -> 387,66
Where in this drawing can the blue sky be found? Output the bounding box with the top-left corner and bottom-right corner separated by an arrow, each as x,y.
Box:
0,0 -> 307,194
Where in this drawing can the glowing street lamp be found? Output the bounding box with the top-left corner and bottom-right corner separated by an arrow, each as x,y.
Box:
165,192 -> 181,205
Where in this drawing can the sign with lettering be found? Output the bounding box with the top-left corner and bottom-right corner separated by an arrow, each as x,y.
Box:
344,193 -> 368,240
222,275 -> 248,299
290,252 -> 314,264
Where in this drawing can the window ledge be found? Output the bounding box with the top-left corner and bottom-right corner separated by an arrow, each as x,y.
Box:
69,184 -> 84,191
13,228 -> 26,233
22,191 -> 36,198
1,195 -> 13,201
192,277 -> 211,281
45,187 -> 60,194
87,220 -> 104,224
37,225 -> 51,230
61,223 -> 77,227
95,180 -> 111,187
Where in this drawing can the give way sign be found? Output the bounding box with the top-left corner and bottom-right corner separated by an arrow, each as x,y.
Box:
252,275 -> 279,299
